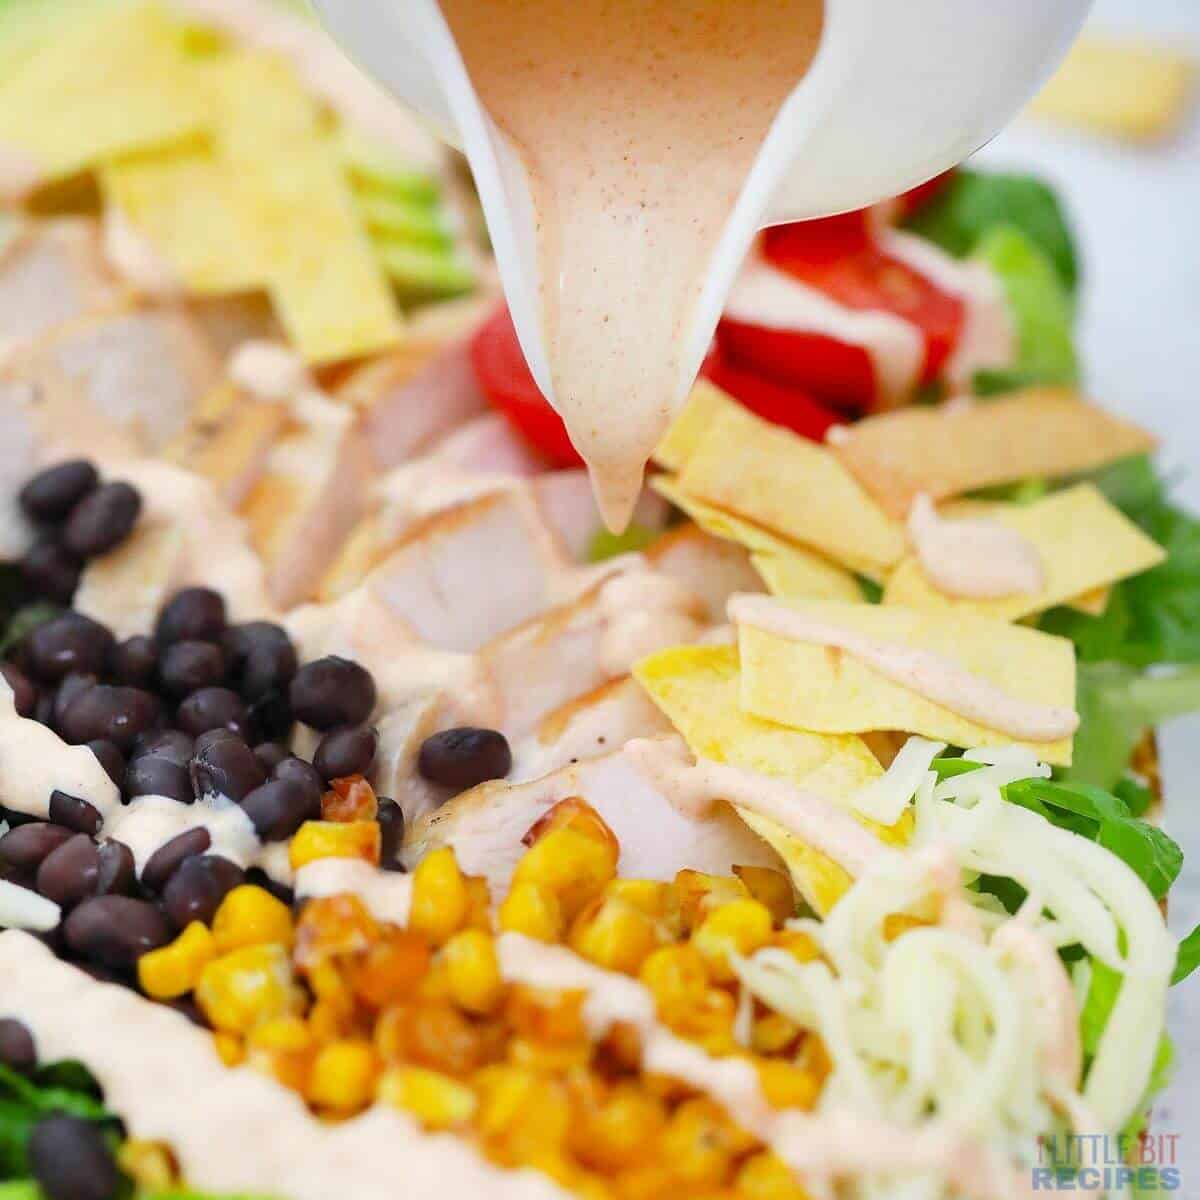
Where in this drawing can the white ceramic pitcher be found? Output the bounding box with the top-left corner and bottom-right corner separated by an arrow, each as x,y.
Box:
311,0 -> 1092,405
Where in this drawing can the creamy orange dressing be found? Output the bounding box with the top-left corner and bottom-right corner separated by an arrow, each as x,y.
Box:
907,494 -> 1046,600
438,0 -> 825,528
729,593 -> 1079,742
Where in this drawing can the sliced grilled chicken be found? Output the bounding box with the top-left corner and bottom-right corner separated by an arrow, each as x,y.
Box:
3,304 -> 220,452
0,219 -> 124,356
509,676 -> 671,783
645,523 -> 763,623
74,459 -> 274,637
241,391 -> 374,609
404,741 -> 780,894
361,489 -> 570,653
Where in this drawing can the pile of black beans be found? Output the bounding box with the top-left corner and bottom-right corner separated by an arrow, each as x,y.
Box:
17,459 -> 143,605
0,1016 -> 121,1200
0,581 -> 407,982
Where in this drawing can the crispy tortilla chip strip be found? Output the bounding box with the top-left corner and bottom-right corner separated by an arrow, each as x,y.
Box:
1029,37 -> 1197,142
737,599 -> 1076,764
884,484 -> 1165,621
634,643 -> 908,914
831,389 -> 1156,520
678,402 -> 906,576
653,378 -> 736,472
1066,586 -> 1111,617
0,3 -> 206,194
750,552 -> 862,604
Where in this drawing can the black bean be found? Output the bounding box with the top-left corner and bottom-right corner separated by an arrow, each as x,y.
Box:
176,687 -> 248,738
19,540 -> 83,606
289,656 -> 375,731
108,635 -> 157,688
36,835 -> 100,909
34,691 -> 55,727
0,1017 -> 35,1074
29,1114 -> 120,1200
0,662 -> 37,718
223,621 -> 294,674
61,481 -> 141,559
93,840 -> 135,897
124,755 -> 194,805
19,460 -> 99,523
417,727 -> 512,790
314,725 -> 378,782
63,895 -> 170,969
130,728 -> 194,768
26,614 -> 113,683
86,740 -> 125,789
377,797 -> 405,873
162,854 -> 244,929
253,741 -> 289,772
241,641 -> 298,703
246,688 -> 292,743
52,673 -> 97,733
271,756 -> 324,808
0,823 -> 74,872
141,827 -> 211,893
59,685 -> 159,751
159,639 -> 226,699
240,779 -> 318,842
244,866 -> 293,907
190,736 -> 265,802
48,791 -> 101,837
155,586 -> 225,647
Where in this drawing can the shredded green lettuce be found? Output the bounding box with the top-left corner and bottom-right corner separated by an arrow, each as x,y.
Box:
1173,923 -> 1200,985
904,168 -> 1079,292
587,523 -> 657,562
971,225 -> 1079,393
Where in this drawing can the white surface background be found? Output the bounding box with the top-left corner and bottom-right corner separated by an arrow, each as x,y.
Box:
977,0 -> 1199,1179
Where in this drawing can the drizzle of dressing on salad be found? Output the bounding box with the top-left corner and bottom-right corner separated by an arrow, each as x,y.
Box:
296,857 -> 414,924
438,0 -> 825,529
729,593 -> 1079,742
907,493 -> 1045,600
625,736 -> 897,877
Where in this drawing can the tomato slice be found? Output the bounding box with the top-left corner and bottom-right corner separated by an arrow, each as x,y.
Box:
470,307 -> 582,467
761,214 -> 966,387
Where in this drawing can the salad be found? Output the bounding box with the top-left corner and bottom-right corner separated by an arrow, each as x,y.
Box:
0,2 -> 1196,1200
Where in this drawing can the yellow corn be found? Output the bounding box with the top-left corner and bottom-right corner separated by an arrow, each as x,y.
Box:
733,866 -> 796,926
569,896 -> 660,975
289,820 -> 381,870
498,881 -> 564,943
475,1065 -> 570,1161
247,1015 -> 314,1055
117,1140 -> 177,1190
570,1080 -> 666,1171
212,885 -> 294,953
756,1061 -> 820,1111
137,921 -> 215,999
379,1065 -> 478,1130
772,929 -> 821,965
691,899 -> 773,982
195,943 -> 304,1034
672,871 -> 749,933
638,944 -> 708,1024
883,912 -> 930,942
465,876 -> 494,931
409,848 -> 471,946
736,1152 -> 814,1200
507,1035 -> 590,1074
660,1098 -> 750,1187
605,879 -> 671,918
512,828 -> 617,920
442,928 -> 504,1015
212,1031 -> 245,1067
751,1012 -> 801,1056
308,1039 -> 378,1112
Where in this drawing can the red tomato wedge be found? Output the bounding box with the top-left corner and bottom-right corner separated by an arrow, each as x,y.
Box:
718,207 -> 967,410
471,306 -> 844,464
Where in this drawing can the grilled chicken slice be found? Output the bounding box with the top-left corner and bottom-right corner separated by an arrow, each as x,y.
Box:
645,524 -> 763,623
0,219 -> 123,356
74,460 -> 274,637
404,741 -> 779,894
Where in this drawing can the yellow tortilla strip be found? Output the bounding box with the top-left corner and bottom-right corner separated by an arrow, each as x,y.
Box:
883,484 -> 1165,622
831,389 -> 1157,520
1067,586 -> 1111,617
0,3 -> 206,189
1029,37 -> 1197,142
737,600 -> 1076,765
678,402 -> 906,577
750,552 -> 863,605
634,643 -> 909,914
653,378 -> 736,473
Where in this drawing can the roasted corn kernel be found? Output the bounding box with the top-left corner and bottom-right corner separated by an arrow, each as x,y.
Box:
513,828 -> 617,921
379,1065 -> 478,1130
212,1031 -> 245,1067
756,1061 -> 820,1111
321,775 -> 379,823
499,880 -> 564,942
290,819 -> 382,870
442,928 -> 504,1015
673,871 -> 750,933
660,1098 -> 753,1186
117,1140 -> 177,1190
736,1151 -> 815,1200
733,866 -> 796,926
639,944 -> 709,1024
409,847 -> 472,946
349,928 -> 432,1008
308,1039 -> 378,1112
691,899 -> 773,982
570,895 -> 661,975
295,893 -> 379,966
195,943 -> 304,1034
212,885 -> 295,954
475,1065 -> 571,1162
138,921 -> 215,999
569,1077 -> 667,1171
